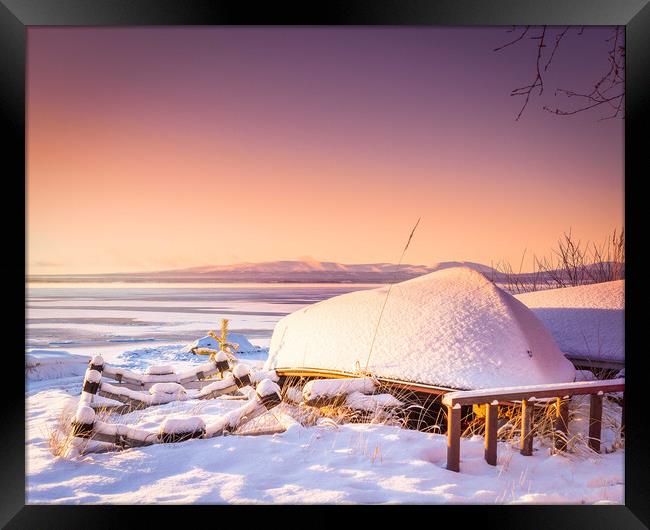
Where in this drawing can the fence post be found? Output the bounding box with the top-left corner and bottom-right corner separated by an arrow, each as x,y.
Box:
446,404 -> 461,472
520,399 -> 534,456
484,403 -> 498,466
554,398 -> 570,451
588,394 -> 603,453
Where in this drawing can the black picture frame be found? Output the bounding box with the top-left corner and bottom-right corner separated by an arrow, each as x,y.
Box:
2,0 -> 648,527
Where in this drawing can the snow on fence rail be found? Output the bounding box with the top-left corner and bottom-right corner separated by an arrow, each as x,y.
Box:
441,378 -> 625,472
69,355 -> 283,451
80,355 -> 277,412
70,379 -> 282,451
91,352 -> 234,389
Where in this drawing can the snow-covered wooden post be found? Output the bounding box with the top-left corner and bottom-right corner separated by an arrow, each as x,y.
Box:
159,417 -> 206,444
82,368 -> 102,396
232,363 -> 252,389
89,355 -> 104,373
588,393 -> 603,453
214,350 -> 230,378
484,402 -> 498,465
520,399 -> 534,456
70,405 -> 96,439
446,404 -> 461,472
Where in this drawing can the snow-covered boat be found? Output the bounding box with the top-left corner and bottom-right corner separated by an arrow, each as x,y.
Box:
265,266 -> 576,391
516,280 -> 624,369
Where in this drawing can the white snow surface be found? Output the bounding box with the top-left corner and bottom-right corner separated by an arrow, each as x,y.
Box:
146,364 -> 175,375
183,334 -> 259,354
27,385 -> 624,504
85,369 -> 102,383
160,417 -> 206,434
25,350 -> 91,381
303,377 -> 378,402
73,405 -> 95,424
233,364 -> 251,378
149,383 -> 187,396
516,280 -> 624,362
256,379 -> 281,398
266,267 -> 576,390
345,392 -> 403,411
90,355 -> 104,366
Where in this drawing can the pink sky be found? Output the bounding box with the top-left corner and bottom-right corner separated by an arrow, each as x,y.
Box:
27,27 -> 624,274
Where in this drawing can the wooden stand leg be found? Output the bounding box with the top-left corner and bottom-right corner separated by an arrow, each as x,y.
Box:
484,403 -> 498,466
554,398 -> 569,452
588,394 -> 603,453
446,405 -> 461,472
621,394 -> 625,438
520,399 -> 534,456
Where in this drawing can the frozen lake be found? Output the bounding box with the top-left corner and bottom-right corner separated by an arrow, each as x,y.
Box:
26,283 -> 376,365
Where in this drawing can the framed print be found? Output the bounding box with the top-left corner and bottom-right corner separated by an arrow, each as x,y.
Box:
2,0 -> 648,527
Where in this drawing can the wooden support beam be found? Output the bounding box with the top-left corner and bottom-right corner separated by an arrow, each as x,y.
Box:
484,403 -> 498,466
621,394 -> 625,437
588,394 -> 603,453
520,399 -> 534,456
554,398 -> 570,452
446,405 -> 461,472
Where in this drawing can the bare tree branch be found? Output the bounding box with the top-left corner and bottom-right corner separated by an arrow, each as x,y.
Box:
496,26 -> 625,120
544,26 -> 569,71
493,26 -> 530,52
509,26 -> 547,121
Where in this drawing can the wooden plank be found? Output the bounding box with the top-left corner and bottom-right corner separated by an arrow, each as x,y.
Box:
588,394 -> 603,453
484,403 -> 498,466
443,379 -> 624,407
446,405 -> 461,472
107,380 -> 216,391
97,389 -> 149,410
520,399 -> 534,456
554,398 -> 570,452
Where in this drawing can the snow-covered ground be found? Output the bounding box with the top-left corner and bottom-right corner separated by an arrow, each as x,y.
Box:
25,281 -> 624,504
27,363 -> 623,504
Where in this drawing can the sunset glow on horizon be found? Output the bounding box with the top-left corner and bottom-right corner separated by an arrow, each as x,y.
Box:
27,27 -> 624,275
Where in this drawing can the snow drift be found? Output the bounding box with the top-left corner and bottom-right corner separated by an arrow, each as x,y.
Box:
182,333 -> 259,354
515,280 -> 624,363
26,349 -> 91,381
265,267 -> 575,390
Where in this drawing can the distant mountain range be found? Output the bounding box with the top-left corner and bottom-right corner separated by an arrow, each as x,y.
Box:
28,259 -> 623,285
29,260 -> 494,284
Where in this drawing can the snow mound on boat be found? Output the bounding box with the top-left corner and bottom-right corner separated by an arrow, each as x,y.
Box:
25,349 -> 91,380
515,280 -> 623,363
182,333 -> 259,354
265,266 -> 575,390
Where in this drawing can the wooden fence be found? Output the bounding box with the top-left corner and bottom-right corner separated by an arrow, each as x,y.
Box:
441,378 -> 625,472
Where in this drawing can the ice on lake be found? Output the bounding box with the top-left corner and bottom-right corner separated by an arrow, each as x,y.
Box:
26,283 -> 376,369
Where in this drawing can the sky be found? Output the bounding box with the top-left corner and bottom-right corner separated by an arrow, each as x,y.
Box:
27,27 -> 624,275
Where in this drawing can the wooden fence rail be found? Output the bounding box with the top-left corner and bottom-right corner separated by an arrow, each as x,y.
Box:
441,378 -> 625,472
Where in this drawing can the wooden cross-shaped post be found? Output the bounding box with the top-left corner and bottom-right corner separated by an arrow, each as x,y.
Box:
192,319 -> 240,379
207,319 -> 239,360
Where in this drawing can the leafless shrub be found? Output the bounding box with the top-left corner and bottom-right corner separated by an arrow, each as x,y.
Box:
494,228 -> 624,293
